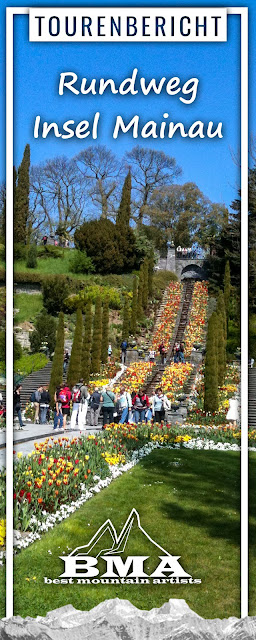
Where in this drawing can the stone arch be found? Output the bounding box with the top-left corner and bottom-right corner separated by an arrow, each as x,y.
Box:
180,263 -> 205,280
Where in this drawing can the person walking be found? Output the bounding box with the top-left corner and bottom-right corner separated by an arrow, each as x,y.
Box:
63,350 -> 70,374
39,385 -> 51,424
89,386 -> 101,426
120,340 -> 128,365
132,389 -> 149,423
14,384 -> 24,430
148,349 -> 156,363
174,342 -> 180,364
30,386 -> 42,424
118,387 -> 132,424
70,379 -> 90,431
100,387 -> 116,426
58,383 -> 72,430
53,386 -> 63,430
179,342 -> 185,363
159,342 -> 166,365
152,387 -> 171,423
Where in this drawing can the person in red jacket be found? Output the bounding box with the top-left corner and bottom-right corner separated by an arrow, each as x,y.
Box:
58,384 -> 72,430
132,389 -> 149,423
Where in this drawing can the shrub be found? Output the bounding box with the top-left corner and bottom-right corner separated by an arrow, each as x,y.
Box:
37,245 -> 64,259
65,285 -> 122,312
42,276 -> 70,315
69,249 -> 95,274
14,353 -> 48,377
74,218 -> 139,274
14,335 -> 22,361
153,271 -> 178,299
29,310 -> 56,356
14,244 -> 27,261
26,244 -> 37,269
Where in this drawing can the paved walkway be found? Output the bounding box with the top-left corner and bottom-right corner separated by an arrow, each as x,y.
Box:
0,422 -> 102,469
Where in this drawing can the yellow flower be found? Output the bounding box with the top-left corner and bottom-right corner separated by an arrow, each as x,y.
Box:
17,452 -> 23,459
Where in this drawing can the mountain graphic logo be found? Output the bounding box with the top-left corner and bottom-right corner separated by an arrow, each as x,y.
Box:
68,508 -> 170,559
58,508 -> 196,581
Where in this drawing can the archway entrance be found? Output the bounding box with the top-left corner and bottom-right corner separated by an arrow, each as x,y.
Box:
181,264 -> 205,280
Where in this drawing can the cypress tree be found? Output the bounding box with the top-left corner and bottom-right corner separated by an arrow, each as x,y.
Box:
116,170 -> 131,229
101,298 -> 110,363
224,260 -> 231,332
216,289 -> 227,340
90,297 -> 102,374
67,308 -> 83,389
142,258 -> 149,310
148,252 -> 154,299
137,264 -> 144,321
49,311 -> 65,406
216,290 -> 227,376
81,301 -> 92,384
216,313 -> 225,386
14,144 -> 30,244
131,276 -> 138,336
204,312 -> 219,413
122,297 -> 130,342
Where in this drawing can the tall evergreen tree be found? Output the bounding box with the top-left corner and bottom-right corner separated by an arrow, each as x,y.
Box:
90,298 -> 102,374
148,251 -> 155,299
216,313 -> 225,386
204,312 -> 219,412
224,260 -> 231,331
142,258 -> 149,310
137,265 -> 144,321
116,170 -> 131,229
49,311 -> 65,406
101,298 -> 110,363
131,276 -> 138,335
81,301 -> 92,383
67,308 -> 83,389
216,290 -> 227,342
122,297 -> 130,342
14,144 -> 30,244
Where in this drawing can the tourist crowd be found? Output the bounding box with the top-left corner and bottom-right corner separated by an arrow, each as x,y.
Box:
13,339 -> 187,430
13,380 -> 173,431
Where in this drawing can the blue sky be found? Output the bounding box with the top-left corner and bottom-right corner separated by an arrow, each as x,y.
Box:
1,1 -> 255,210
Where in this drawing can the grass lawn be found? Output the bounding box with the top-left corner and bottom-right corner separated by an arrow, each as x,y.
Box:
14,254 -> 84,278
14,293 -> 43,325
249,451 -> 256,615
4,448 -> 240,620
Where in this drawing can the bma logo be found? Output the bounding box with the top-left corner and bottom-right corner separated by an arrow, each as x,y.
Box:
58,509 -> 201,585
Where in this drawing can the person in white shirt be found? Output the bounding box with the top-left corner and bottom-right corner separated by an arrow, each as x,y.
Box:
149,349 -> 156,363
152,387 -> 171,423
118,386 -> 132,424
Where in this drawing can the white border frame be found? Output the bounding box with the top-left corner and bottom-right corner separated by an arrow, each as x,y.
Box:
5,6 -> 248,620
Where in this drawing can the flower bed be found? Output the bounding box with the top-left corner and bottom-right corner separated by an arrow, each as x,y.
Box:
184,281 -> 208,354
151,282 -> 181,349
9,417 -> 246,543
187,364 -> 240,426
113,361 -> 155,393
161,362 -> 193,401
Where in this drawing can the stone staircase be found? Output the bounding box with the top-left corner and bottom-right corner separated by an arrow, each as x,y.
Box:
167,280 -> 194,361
145,280 -> 195,399
18,362 -> 53,407
249,368 -> 256,427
